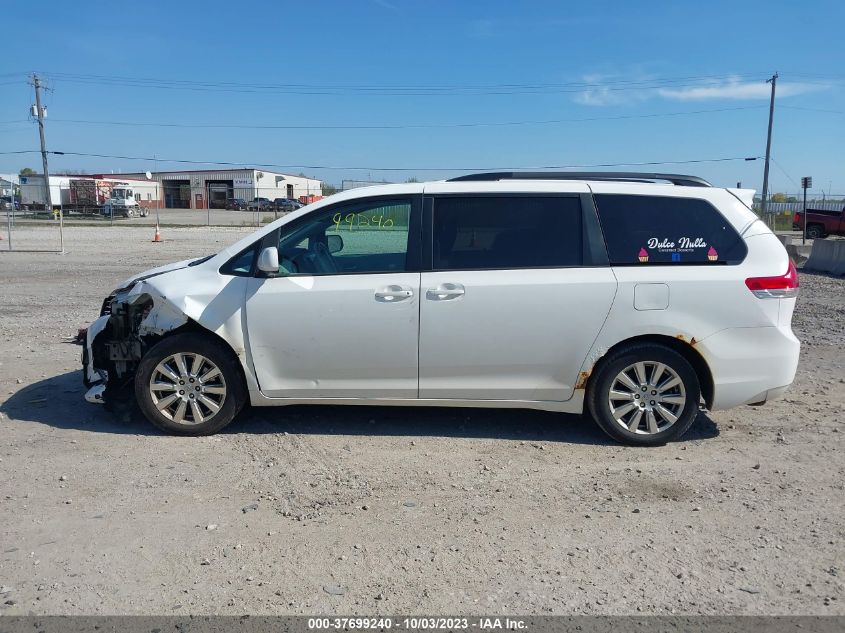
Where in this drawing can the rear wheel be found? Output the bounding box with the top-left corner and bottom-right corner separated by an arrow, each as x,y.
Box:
806,224 -> 823,240
135,333 -> 246,435
587,344 -> 700,446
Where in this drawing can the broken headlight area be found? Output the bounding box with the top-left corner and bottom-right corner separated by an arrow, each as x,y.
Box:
83,292 -> 156,406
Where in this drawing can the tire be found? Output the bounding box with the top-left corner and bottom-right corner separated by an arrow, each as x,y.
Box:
806,224 -> 823,240
587,343 -> 700,446
134,332 -> 246,435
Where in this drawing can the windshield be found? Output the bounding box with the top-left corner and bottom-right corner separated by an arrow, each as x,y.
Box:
112,189 -> 128,199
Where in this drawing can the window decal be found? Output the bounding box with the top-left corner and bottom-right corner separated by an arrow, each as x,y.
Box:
594,195 -> 747,266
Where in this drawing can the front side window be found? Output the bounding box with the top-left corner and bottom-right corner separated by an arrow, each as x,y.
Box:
277,199 -> 411,275
432,196 -> 583,270
594,194 -> 746,265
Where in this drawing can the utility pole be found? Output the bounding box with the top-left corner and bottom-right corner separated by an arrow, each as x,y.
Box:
32,74 -> 53,213
801,176 -> 812,245
760,72 -> 777,228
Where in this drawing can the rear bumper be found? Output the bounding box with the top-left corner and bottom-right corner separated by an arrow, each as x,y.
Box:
697,325 -> 800,410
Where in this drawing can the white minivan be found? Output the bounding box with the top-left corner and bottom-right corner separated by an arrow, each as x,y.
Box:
82,172 -> 800,445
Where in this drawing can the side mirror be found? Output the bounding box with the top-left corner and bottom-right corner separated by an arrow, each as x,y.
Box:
327,234 -> 344,254
257,246 -> 279,274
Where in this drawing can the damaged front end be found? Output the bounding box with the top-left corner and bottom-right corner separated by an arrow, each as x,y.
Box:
82,281 -> 189,406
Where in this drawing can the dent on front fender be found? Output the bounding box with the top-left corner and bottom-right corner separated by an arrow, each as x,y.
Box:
140,269 -> 251,360
118,278 -> 188,336
136,292 -> 189,336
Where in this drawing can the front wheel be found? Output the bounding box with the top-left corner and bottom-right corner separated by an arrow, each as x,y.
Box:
587,344 -> 700,446
134,333 -> 246,435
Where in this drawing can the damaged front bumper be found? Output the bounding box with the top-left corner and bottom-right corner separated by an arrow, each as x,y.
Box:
81,280 -> 191,406
82,314 -> 111,404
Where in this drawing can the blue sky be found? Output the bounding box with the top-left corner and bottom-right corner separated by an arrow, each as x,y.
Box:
1,0 -> 843,195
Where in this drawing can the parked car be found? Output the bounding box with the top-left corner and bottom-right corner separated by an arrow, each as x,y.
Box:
1,195 -> 21,210
793,206 -> 845,239
247,197 -> 272,211
81,172 -> 800,445
225,198 -> 247,211
271,198 -> 302,212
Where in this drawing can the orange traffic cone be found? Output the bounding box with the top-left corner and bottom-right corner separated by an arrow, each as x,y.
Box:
152,224 -> 162,243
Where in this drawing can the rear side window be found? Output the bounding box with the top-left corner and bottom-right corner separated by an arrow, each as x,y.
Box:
594,194 -> 746,265
433,196 -> 582,270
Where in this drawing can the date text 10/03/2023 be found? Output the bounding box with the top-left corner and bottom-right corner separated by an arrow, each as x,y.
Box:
307,617 -> 528,630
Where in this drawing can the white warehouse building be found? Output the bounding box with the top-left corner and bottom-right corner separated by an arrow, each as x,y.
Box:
114,168 -> 323,209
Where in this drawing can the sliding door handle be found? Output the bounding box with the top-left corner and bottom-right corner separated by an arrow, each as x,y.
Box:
426,283 -> 465,301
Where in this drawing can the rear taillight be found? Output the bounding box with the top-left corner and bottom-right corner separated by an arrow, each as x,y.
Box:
745,260 -> 800,298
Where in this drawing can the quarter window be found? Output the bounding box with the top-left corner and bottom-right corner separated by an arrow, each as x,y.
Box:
220,243 -> 258,276
432,196 -> 583,270
593,194 -> 747,265
277,200 -> 411,275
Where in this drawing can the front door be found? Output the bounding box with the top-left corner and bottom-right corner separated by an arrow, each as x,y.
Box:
245,195 -> 422,398
418,193 -> 617,401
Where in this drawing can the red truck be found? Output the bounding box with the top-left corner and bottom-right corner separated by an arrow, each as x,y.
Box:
793,206 -> 845,239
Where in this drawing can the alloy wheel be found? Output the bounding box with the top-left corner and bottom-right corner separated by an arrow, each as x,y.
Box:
148,352 -> 227,425
607,361 -> 687,435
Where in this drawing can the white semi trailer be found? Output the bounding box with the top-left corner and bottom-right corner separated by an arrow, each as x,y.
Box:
21,175 -> 159,216
19,175 -> 70,210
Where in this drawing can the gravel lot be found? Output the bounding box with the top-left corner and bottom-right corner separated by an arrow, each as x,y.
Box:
0,225 -> 843,615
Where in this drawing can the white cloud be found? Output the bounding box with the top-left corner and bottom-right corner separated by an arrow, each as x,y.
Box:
574,86 -> 646,106
657,78 -> 826,101
572,73 -> 653,106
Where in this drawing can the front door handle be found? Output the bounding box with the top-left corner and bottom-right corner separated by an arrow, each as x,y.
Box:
426,283 -> 465,301
375,285 -> 414,302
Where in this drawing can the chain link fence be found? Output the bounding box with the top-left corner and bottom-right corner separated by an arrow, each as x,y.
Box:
2,206 -> 65,252
752,201 -> 844,232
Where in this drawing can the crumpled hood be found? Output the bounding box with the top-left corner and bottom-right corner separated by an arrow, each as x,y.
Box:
114,256 -> 208,293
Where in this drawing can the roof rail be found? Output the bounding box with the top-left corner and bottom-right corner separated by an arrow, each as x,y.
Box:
447,171 -> 712,187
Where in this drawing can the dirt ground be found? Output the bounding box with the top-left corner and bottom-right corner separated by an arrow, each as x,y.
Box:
0,225 -> 843,616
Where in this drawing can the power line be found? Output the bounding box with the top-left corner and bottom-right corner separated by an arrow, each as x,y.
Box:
3,70 -> 843,95
1,149 -> 760,172
40,105 -> 765,131
780,105 -> 845,115
27,70 -> 784,96
39,70 -> 767,88
770,158 -> 800,189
